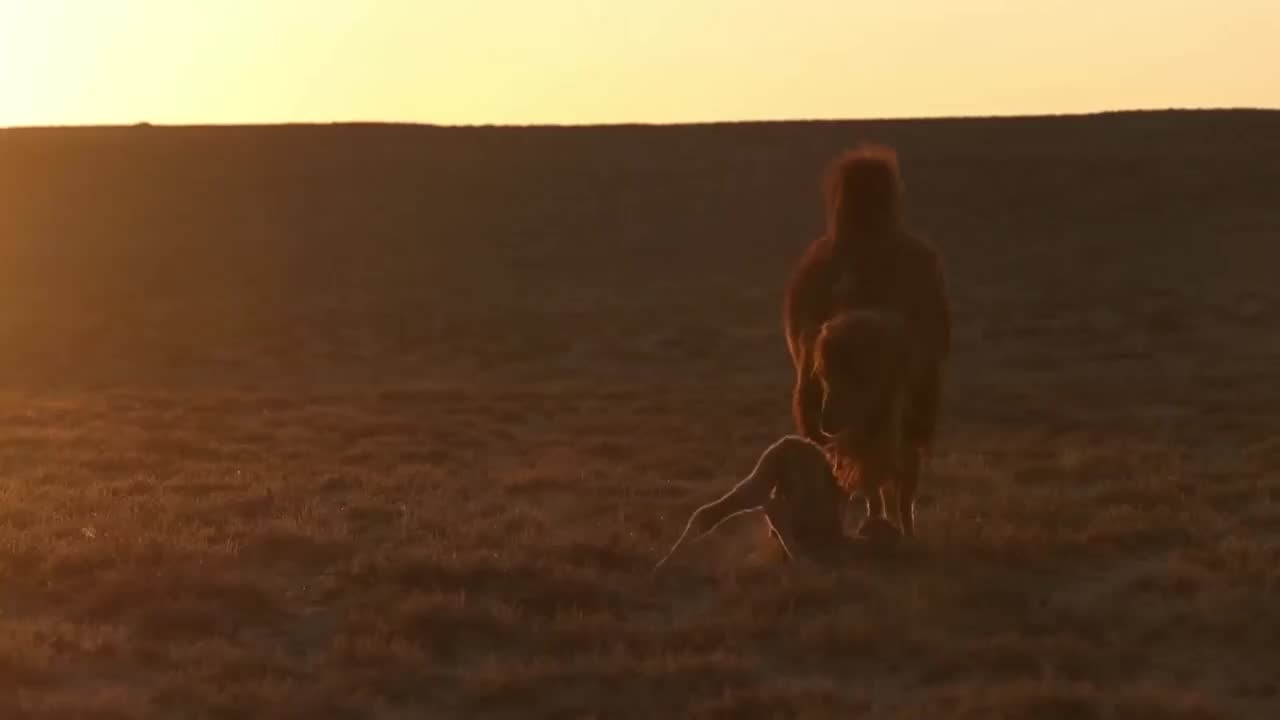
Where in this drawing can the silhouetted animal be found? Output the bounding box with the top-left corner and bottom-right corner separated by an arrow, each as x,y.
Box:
812,308 -> 915,539
653,311 -> 916,574
652,435 -> 886,575
783,143 -> 951,537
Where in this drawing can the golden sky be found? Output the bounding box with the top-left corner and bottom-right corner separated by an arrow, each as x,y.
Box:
1,0 -> 1275,127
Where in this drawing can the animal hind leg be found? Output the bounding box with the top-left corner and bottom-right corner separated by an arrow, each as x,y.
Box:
652,439 -> 785,575
763,493 -> 799,562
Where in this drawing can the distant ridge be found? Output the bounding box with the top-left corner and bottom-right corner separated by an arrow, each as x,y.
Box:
3,107 -> 1277,133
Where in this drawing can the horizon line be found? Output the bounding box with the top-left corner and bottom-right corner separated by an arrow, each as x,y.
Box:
3,106 -> 1277,133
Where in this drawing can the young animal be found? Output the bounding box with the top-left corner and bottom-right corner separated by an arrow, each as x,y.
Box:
783,143 -> 951,537
650,422 -> 911,573
651,436 -> 853,575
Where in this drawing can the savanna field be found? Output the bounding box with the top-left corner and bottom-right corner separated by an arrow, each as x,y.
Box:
2,110 -> 1279,718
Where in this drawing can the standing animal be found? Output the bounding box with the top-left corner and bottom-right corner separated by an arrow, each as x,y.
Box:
812,308 -> 916,538
782,143 -> 951,538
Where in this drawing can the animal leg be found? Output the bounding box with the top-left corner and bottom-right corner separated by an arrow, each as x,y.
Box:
856,463 -> 902,545
763,493 -> 798,562
898,447 -> 923,538
864,484 -> 886,521
791,365 -> 825,443
880,484 -> 900,528
652,445 -> 781,575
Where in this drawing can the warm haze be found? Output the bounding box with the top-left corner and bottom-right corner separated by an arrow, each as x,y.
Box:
1,0 -> 1277,127
3,1 -> 1280,717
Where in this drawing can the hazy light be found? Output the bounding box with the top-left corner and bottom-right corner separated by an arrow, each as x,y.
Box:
1,0 -> 1276,127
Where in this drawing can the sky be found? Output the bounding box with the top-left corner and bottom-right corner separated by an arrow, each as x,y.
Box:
1,0 -> 1276,127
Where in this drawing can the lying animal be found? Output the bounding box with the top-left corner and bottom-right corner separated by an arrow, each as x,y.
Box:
653,309 -> 917,573
652,435 -> 898,575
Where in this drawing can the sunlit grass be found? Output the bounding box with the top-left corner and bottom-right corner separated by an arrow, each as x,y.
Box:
2,114 -> 1279,717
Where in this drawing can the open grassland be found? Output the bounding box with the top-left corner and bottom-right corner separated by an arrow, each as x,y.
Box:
2,111 -> 1280,718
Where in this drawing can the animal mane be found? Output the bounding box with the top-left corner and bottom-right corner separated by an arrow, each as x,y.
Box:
823,143 -> 905,255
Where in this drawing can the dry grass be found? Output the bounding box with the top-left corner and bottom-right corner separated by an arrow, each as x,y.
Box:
1,111 -> 1279,718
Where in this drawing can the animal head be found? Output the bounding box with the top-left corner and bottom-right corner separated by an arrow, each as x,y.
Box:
770,437 -> 846,545
823,143 -> 905,246
812,309 -> 911,464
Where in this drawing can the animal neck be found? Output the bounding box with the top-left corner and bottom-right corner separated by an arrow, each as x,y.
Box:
829,234 -> 896,283
829,198 -> 900,246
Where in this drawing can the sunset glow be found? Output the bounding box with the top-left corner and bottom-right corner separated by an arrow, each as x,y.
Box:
1,0 -> 1276,127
